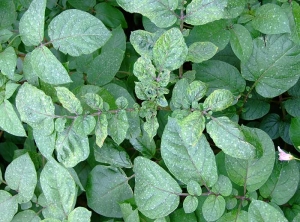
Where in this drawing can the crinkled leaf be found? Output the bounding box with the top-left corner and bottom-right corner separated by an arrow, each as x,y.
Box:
95,114 -> 108,148
187,41 -> 218,63
55,87 -> 83,114
134,157 -> 181,219
161,117 -> 218,186
0,190 -> 18,222
73,115 -> 96,136
19,0 -> 46,46
143,116 -> 159,140
185,0 -> 228,26
30,46 -> 72,84
202,195 -> 225,221
11,210 -> 40,222
241,34 -> 300,98
5,153 -> 37,203
108,110 -> 129,145
133,57 -> 156,83
203,89 -> 234,112
206,116 -> 256,159
153,28 -> 188,71
86,165 -> 133,218
183,196 -> 198,214
68,207 -> 92,222
252,3 -> 290,34
0,47 -> 17,79
48,9 -> 111,56
0,100 -> 26,137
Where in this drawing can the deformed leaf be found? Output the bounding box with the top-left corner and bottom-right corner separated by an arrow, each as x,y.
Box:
5,153 -> 37,203
143,116 -> 159,140
68,207 -> 92,222
133,57 -> 156,83
134,157 -> 181,219
86,165 -> 133,218
19,0 -> 46,46
55,87 -> 83,114
48,9 -> 111,56
0,47 -> 17,79
187,41 -> 218,63
202,195 -> 225,221
0,190 -> 18,222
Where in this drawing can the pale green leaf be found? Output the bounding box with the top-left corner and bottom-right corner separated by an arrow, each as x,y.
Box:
134,157 -> 181,219
185,0 -> 228,25
202,195 -> 225,221
56,128 -> 89,168
73,115 -> 96,136
23,53 -> 39,86
11,210 -> 40,222
19,0 -> 46,46
259,159 -> 299,205
16,83 -> 55,134
206,116 -> 256,159
33,129 -> 55,159
203,89 -> 234,112
117,0 -> 178,28
83,93 -> 103,110
0,100 -> 26,137
225,127 -> 275,192
252,4 -> 290,34
187,42 -> 218,63
187,80 -> 207,103
212,175 -> 232,196
68,207 -> 91,222
119,203 -> 139,222
5,153 -> 37,203
161,118 -> 218,186
187,180 -> 202,196
0,190 -> 18,222
95,114 -> 108,148
183,196 -> 198,214
153,28 -> 188,71
86,165 -> 133,218
223,0 -> 246,19
241,34 -> 300,98
48,9 -> 111,56
133,57 -> 156,83
40,161 -> 77,218
143,116 -> 159,140
0,29 -> 13,43
108,110 -> 129,145
30,46 -> 72,84
55,87 -> 83,114
0,47 -> 16,79
170,79 -> 190,110
248,200 -> 288,222
5,82 -> 19,100
230,24 -> 253,61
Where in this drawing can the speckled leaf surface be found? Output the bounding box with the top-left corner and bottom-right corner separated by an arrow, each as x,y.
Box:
73,115 -> 96,136
0,0 -> 16,29
5,153 -> 37,203
30,46 -> 72,84
117,0 -> 178,28
185,0 -> 228,25
16,83 -> 55,134
55,87 -> 83,114
202,195 -> 225,221
241,34 -> 300,98
223,0 -> 246,19
259,159 -> 299,205
252,3 -> 290,34
134,157 -> 181,219
33,130 -> 55,159
0,100 -> 26,137
86,165 -> 133,218
161,118 -> 218,186
225,127 -> 275,192
248,200 -> 288,222
0,47 -> 17,79
183,196 -> 198,213
108,110 -> 129,145
119,203 -> 139,222
211,175 -> 232,196
68,207 -> 92,222
95,114 -> 108,148
11,210 -> 41,222
206,117 -> 256,159
19,0 -> 46,46
48,9 -> 111,56
203,89 -> 234,112
40,161 -> 77,217
153,28 -> 188,71
187,41 -> 218,63
0,190 -> 18,222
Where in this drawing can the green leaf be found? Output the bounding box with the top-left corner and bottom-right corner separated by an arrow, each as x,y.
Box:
212,175 -> 232,196
170,208 -> 198,222
0,100 -> 26,137
0,0 -> 16,29
16,83 -> 55,134
229,24 -> 253,61
33,129 -> 55,159
5,153 -> 37,203
290,117 -> 300,151
94,138 -> 132,168
202,195 -> 225,221
95,3 -> 127,28
283,79 -> 300,117
68,207 -> 91,222
187,80 -> 207,103
252,4 -> 290,34
203,89 -> 234,112
259,159 -> 299,205
83,93 -> 103,110
108,110 -> 129,145
19,0 -> 46,46
48,9 -> 111,56
133,57 -> 156,83
248,200 -> 288,222
67,0 -> 96,11
0,29 -> 13,43
206,117 -> 256,159
241,34 -> 300,98
0,168 -> 2,184
291,2 -> 300,43
134,157 -> 181,219
95,114 -> 108,148
0,47 -> 17,79
217,210 -> 248,222
102,25 -> 126,52
116,0 -> 178,28
225,127 -> 275,192
187,41 -> 218,63
153,28 -> 188,71
55,87 -> 83,114
5,82 -> 19,100
56,128 -> 89,168
161,118 -> 218,186
259,113 -> 280,139
87,49 -> 124,86
0,190 -> 18,222
40,161 -> 77,219
73,115 -> 96,136
11,210 -> 40,222
185,0 -> 228,25
187,180 -> 202,196
143,116 -> 159,140
30,46 -> 72,84
194,60 -> 246,96
119,203 -> 139,222
223,0 -> 246,19
183,196 -> 198,214
129,131 -> 156,158
86,165 -> 133,218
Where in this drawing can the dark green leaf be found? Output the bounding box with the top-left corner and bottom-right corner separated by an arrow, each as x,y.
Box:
67,0 -> 96,11
259,113 -> 280,139
290,117 -> 300,151
217,210 -> 248,222
95,3 -> 127,28
129,131 -> 156,158
202,195 -> 225,221
170,208 -> 197,222
0,0 -> 16,28
102,25 -> 127,52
